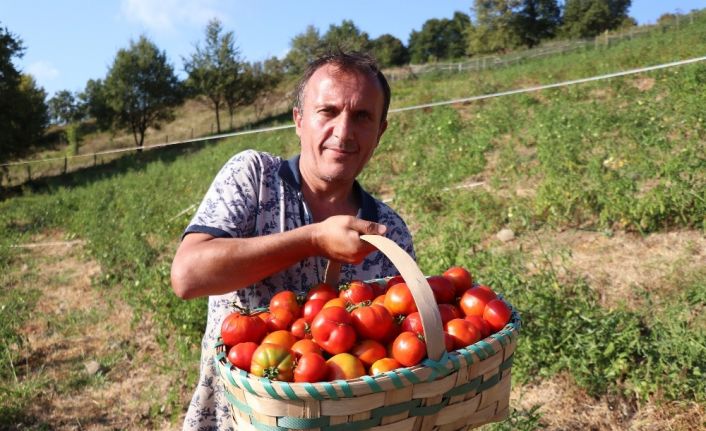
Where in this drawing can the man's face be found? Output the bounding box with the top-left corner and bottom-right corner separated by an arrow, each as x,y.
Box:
294,65 -> 387,186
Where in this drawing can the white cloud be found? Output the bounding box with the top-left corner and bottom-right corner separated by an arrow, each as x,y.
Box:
120,0 -> 225,33
26,61 -> 59,81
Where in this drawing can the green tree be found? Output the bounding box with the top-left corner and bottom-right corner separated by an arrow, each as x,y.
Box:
467,0 -> 523,55
79,79 -> 113,131
249,57 -> 285,121
48,90 -> 84,125
104,36 -> 181,149
183,18 -> 242,134
409,12 -> 472,63
561,0 -> 632,38
371,34 -> 409,67
284,25 -> 323,75
322,20 -> 371,52
515,0 -> 562,47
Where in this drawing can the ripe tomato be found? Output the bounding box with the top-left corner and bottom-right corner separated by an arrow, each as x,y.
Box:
227,342 -> 258,372
369,357 -> 402,375
464,315 -> 492,339
369,279 -> 387,297
427,275 -> 456,304
350,339 -> 387,368
443,266 -> 473,297
326,353 -> 366,380
291,339 -> 322,358
305,283 -> 339,303
294,352 -> 328,383
386,275 -> 405,289
400,312 -> 423,335
250,343 -> 294,381
445,318 -> 481,349
443,331 -> 455,351
311,306 -> 357,355
350,303 -> 395,342
221,312 -> 267,347
391,331 -> 427,367
262,330 -> 298,350
290,318 -> 312,340
269,291 -> 301,318
459,285 -> 497,317
263,308 -> 296,332
483,299 -> 511,332
438,304 -> 462,325
339,280 -> 375,305
323,297 -> 348,309
373,294 -> 386,306
302,299 -> 326,323
384,283 -> 417,316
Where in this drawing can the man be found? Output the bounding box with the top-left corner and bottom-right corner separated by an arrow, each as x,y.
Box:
171,52 -> 414,430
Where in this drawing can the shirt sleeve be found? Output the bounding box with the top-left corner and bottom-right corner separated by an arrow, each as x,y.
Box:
184,150 -> 263,239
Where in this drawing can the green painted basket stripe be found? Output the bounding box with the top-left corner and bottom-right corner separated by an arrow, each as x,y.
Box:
500,354 -> 514,371
476,340 -> 496,357
458,347 -> 474,364
335,379 -> 354,397
278,415 -> 330,429
372,399 -> 420,417
490,332 -> 508,347
237,370 -> 258,395
225,365 -> 239,387
278,381 -> 300,400
261,378 -> 283,400
449,351 -> 461,370
444,376 -> 480,397
361,375 -> 383,393
215,351 -> 226,361
303,382 -> 324,400
411,398 -> 449,416
321,382 -> 339,400
224,389 -> 252,415
467,343 -> 489,360
478,372 -> 500,392
324,417 -> 378,431
215,340 -> 225,348
398,367 -> 421,384
384,370 -> 405,389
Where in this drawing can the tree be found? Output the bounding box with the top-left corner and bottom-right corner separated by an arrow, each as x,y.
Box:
104,36 -> 181,149
515,0 -> 562,47
79,79 -> 113,130
370,34 -> 409,67
184,18 -> 242,134
48,90 -> 84,125
322,20 -> 371,52
249,57 -> 285,121
409,12 -> 472,63
561,0 -> 632,38
467,0 -> 523,55
284,25 -> 323,75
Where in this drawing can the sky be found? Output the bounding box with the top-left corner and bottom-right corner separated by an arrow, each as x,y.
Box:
3,0 -> 705,98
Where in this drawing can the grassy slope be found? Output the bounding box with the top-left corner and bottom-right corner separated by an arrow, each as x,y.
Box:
1,13 -> 705,427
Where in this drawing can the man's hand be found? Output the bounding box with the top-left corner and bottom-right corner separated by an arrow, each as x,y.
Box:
312,215 -> 387,264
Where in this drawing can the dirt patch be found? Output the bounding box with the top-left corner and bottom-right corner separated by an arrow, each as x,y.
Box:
11,231 -> 175,430
512,374 -> 705,430
633,77 -> 656,92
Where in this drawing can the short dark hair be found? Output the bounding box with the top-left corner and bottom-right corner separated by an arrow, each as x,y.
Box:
294,51 -> 391,124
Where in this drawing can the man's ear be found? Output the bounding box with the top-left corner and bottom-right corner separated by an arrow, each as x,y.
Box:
293,107 -> 302,137
376,119 -> 388,143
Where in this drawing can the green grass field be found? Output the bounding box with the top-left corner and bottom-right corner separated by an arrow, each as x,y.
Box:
1,11 -> 705,429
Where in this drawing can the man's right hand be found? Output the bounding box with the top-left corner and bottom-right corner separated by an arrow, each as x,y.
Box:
312,215 -> 387,264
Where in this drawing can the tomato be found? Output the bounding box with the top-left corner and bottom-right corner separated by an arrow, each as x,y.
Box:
291,339 -> 322,358
227,342 -> 258,372
391,331 -> 427,367
373,294 -> 386,306
459,285 -> 497,317
483,299 -> 512,332
445,318 -> 481,349
339,280 -> 375,305
327,353 -> 366,380
384,283 -> 417,316
369,279 -> 387,297
323,297 -> 348,309
400,312 -> 423,335
427,275 -> 455,304
311,306 -> 357,355
290,317 -> 312,340
269,290 -> 301,318
465,315 -> 492,339
294,352 -> 328,383
305,283 -> 339,303
262,330 -> 298,350
302,299 -> 326,323
250,343 -> 294,381
350,339 -> 387,368
263,308 -> 296,332
386,275 -> 405,289
443,331 -> 455,351
350,303 -> 395,342
438,304 -> 462,325
221,312 -> 267,347
369,357 -> 401,375
443,266 -> 473,297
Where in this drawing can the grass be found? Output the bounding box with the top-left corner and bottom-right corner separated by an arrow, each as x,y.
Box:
1,10 -> 706,428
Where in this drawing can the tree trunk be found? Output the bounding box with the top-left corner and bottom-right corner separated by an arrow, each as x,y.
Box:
215,103 -> 222,134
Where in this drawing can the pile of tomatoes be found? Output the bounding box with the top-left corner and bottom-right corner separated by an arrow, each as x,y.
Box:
220,266 -> 512,383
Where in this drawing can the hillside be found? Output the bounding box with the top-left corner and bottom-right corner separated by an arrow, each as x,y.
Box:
1,10 -> 705,430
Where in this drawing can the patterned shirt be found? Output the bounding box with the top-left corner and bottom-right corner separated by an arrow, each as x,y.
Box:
181,150 -> 415,430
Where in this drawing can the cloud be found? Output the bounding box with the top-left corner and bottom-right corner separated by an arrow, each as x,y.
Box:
120,0 -> 225,33
26,61 -> 59,81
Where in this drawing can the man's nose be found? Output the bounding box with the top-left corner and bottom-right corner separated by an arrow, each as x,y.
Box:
333,112 -> 354,142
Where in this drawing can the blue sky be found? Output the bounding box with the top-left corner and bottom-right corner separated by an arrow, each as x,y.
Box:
3,0 -> 705,98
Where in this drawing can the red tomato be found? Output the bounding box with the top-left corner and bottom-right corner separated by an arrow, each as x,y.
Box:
391,331 -> 427,367
350,339 -> 387,368
483,299 -> 512,332
465,315 -> 492,339
427,275 -> 455,304
327,353 -> 366,380
459,285 -> 497,317
339,280 -> 375,304
445,318 -> 481,349
373,294 -> 386,306
305,283 -> 339,303
262,330 -> 298,350
443,331 -> 455,351
438,304 -> 462,325
369,280 -> 387,297
311,306 -> 357,355
250,343 -> 294,381
290,317 -> 312,340
227,342 -> 258,372
221,312 -> 267,347
263,308 -> 296,332
384,283 -> 417,316
302,299 -> 326,323
323,297 -> 348,309
369,357 -> 402,375
400,312 -> 423,335
291,339 -> 322,358
294,352 -> 328,383
443,266 -> 473,297
269,291 -> 301,318
386,275 -> 405,289
350,303 -> 395,342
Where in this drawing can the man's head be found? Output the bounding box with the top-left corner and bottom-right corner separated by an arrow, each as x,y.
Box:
294,52 -> 391,188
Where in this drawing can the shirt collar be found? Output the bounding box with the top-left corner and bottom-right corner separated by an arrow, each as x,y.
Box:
278,154 -> 379,223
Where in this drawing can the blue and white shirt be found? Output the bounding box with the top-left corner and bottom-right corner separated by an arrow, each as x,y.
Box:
181,150 -> 415,430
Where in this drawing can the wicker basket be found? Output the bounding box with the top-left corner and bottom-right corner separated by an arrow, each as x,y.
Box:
215,235 -> 520,430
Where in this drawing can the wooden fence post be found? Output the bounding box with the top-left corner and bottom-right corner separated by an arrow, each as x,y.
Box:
63,156 -> 67,174
94,154 -> 97,166
26,164 -> 31,181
